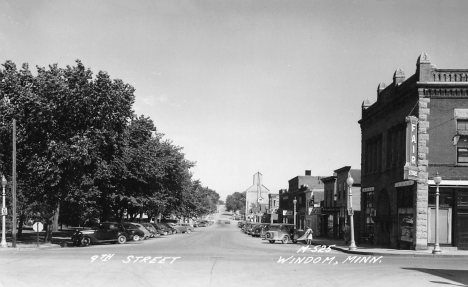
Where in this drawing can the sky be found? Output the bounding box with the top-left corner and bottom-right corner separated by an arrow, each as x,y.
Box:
2,0 -> 468,201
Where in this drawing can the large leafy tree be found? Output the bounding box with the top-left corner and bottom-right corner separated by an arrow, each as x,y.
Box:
0,60 -> 135,241
225,192 -> 246,213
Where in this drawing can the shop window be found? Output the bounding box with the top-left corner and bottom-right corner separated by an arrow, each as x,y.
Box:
457,119 -> 468,130
457,136 -> 468,163
428,187 -> 454,207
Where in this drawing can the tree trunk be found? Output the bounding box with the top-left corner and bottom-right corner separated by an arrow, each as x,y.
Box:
52,202 -> 60,232
17,213 -> 25,239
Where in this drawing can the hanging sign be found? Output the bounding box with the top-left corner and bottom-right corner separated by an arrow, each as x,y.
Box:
404,116 -> 419,180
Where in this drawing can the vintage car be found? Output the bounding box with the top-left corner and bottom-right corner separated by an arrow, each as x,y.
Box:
246,223 -> 261,235
71,222 -> 144,246
141,222 -> 159,238
264,224 -> 305,244
168,223 -> 193,234
121,223 -> 147,241
179,223 -> 194,232
252,223 -> 270,238
130,222 -> 152,239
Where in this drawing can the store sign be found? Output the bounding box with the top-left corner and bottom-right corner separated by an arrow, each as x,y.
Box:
395,180 -> 415,187
309,207 -> 322,215
404,116 -> 419,180
322,207 -> 340,213
362,187 -> 374,192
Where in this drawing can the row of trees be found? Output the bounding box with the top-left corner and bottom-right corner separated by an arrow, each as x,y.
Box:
0,60 -> 219,241
225,192 -> 245,214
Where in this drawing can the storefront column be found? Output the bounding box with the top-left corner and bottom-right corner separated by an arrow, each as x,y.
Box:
414,178 -> 429,250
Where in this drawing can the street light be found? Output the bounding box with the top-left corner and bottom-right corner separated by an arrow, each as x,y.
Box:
293,197 -> 297,227
1,175 -> 7,248
433,172 -> 442,255
347,173 -> 357,251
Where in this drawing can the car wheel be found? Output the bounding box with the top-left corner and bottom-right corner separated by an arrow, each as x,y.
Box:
292,240 -> 298,244
133,234 -> 140,241
269,240 -> 275,244
187,229 -> 191,234
81,236 -> 91,247
117,235 -> 127,244
282,235 -> 290,244
164,231 -> 168,236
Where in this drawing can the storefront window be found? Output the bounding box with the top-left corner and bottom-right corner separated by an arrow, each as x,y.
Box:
397,186 -> 414,242
363,191 -> 374,233
428,188 -> 454,208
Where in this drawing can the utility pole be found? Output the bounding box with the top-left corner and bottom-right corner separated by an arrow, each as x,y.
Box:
12,119 -> 16,248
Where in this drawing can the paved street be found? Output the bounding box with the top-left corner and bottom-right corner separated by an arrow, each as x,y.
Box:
1,208 -> 467,287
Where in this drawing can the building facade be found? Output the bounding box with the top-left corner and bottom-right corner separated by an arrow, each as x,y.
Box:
359,52 -> 468,250
320,167 -> 361,240
245,172 -> 270,222
278,170 -> 328,230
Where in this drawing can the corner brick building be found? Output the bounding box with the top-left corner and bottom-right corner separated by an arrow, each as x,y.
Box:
359,53 -> 468,250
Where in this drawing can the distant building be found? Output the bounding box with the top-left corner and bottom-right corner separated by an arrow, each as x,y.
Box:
320,167 -> 361,240
278,170 -> 329,230
359,52 -> 468,250
245,172 -> 270,222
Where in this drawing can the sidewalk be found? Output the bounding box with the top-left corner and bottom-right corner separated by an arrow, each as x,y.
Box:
309,238 -> 468,258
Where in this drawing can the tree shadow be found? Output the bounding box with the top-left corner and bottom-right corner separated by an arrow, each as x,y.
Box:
402,268 -> 468,286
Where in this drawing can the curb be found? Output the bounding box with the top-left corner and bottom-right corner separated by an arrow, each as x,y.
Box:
0,244 -> 62,251
322,244 -> 468,258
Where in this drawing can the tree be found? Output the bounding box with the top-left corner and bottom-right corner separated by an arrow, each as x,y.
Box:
225,192 -> 246,213
0,60 -> 135,241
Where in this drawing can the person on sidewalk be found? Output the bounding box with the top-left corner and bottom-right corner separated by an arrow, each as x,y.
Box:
305,227 -> 313,245
343,224 -> 350,244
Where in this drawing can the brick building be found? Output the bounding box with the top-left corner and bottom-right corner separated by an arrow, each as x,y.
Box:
320,167 -> 361,240
278,170 -> 327,230
359,52 -> 468,250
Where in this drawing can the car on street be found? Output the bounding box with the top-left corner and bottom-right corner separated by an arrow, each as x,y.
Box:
150,223 -> 170,235
130,222 -> 152,239
160,222 -> 177,234
71,222 -> 142,246
168,223 -> 188,234
225,220 -> 230,224
264,224 -> 305,244
141,222 -> 159,238
178,223 -> 194,232
252,223 -> 270,237
121,222 -> 147,241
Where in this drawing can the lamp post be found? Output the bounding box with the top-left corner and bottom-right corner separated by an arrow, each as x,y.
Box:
293,197 -> 297,227
347,173 -> 357,251
1,175 -> 7,248
433,172 -> 442,255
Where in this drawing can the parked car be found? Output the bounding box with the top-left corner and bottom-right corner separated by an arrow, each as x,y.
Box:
121,222 -> 147,241
178,223 -> 194,233
225,220 -> 230,224
129,223 -> 151,239
252,223 -> 270,237
237,221 -> 245,228
71,222 -> 143,246
168,223 -> 188,234
198,221 -> 209,227
260,224 -> 271,238
264,224 -> 305,244
246,223 -> 261,235
141,222 -> 159,238
160,222 -> 177,234
150,223 -> 169,236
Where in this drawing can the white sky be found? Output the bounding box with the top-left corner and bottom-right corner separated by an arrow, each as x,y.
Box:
2,0 -> 468,200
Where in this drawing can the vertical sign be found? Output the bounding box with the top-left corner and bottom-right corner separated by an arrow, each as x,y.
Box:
404,116 -> 419,180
